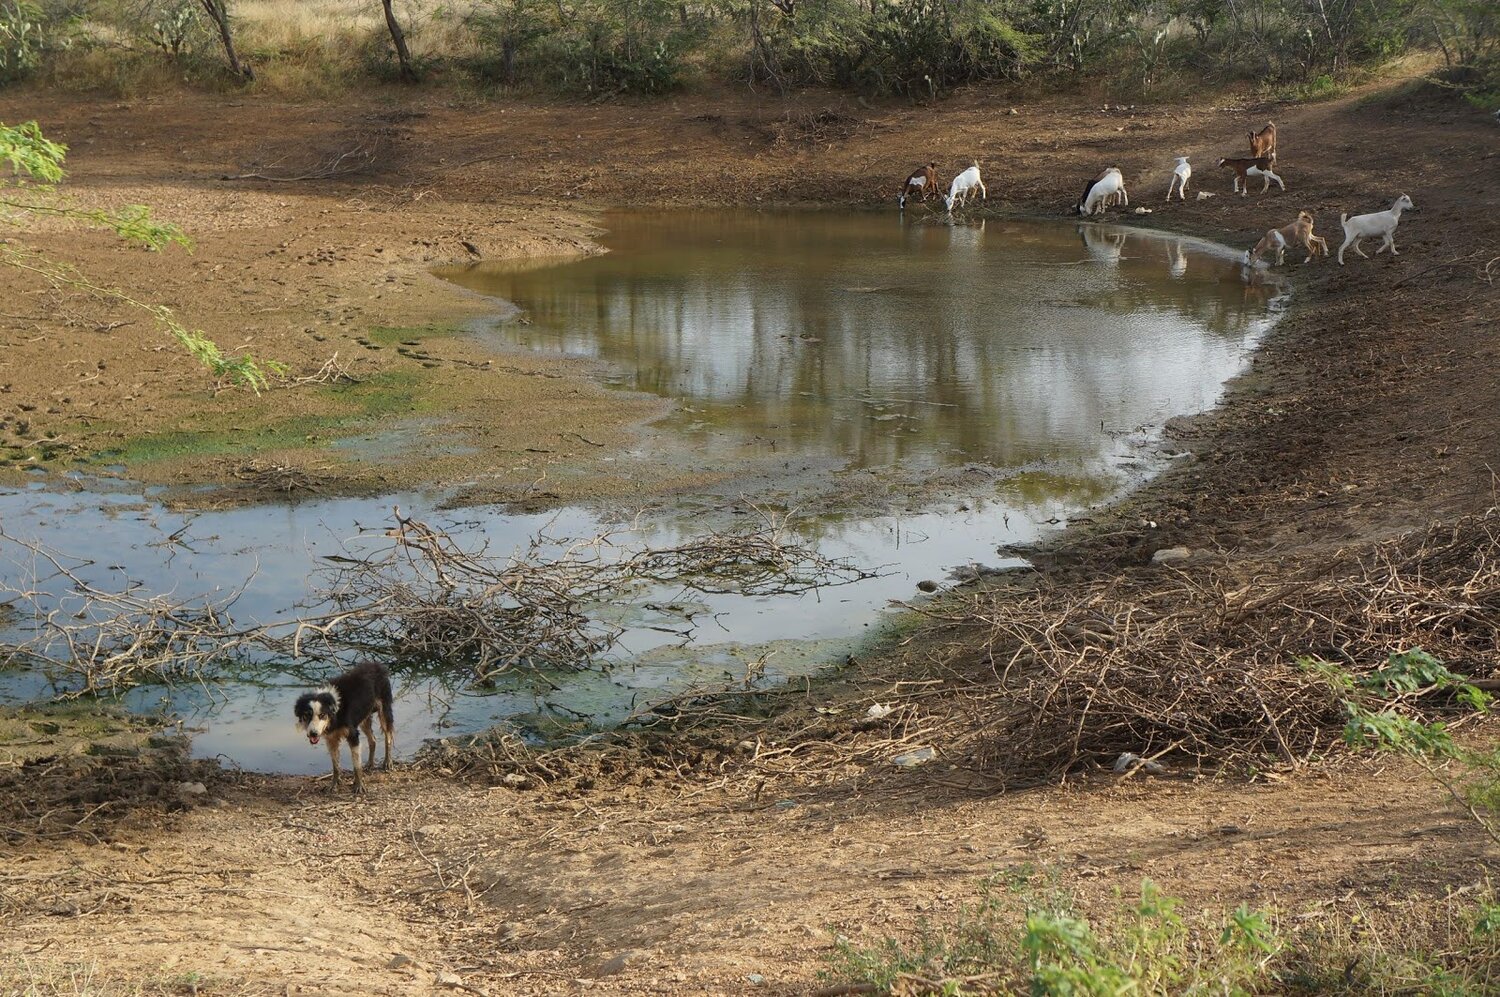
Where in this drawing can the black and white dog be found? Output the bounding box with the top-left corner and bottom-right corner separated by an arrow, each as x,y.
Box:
293,661 -> 395,794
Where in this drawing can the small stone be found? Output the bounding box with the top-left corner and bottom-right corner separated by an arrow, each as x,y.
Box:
436,969 -> 463,987
414,824 -> 444,841
747,973 -> 767,985
916,579 -> 939,593
1151,546 -> 1191,564
590,950 -> 641,977
176,781 -> 208,796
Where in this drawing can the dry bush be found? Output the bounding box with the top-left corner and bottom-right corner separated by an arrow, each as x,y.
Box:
918,511 -> 1500,786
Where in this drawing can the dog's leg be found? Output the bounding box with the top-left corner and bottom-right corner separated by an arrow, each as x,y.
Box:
325,734 -> 342,791
362,717 -> 376,770
379,698 -> 395,772
348,738 -> 365,795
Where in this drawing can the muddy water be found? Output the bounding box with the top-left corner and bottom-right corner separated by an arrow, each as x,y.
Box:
0,213 -> 1280,773
440,212 -> 1276,472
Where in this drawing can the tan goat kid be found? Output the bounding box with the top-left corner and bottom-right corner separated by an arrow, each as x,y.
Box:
1248,210 -> 1328,265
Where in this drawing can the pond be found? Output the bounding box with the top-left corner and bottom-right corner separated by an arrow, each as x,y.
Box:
0,211 -> 1281,773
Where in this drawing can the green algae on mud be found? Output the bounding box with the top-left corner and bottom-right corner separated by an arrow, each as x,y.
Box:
87,371 -> 430,468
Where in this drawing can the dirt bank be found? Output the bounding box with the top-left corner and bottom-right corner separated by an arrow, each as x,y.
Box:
2,76 -> 1499,993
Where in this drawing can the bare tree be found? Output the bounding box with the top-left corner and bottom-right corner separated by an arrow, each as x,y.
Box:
381,0 -> 417,81
199,0 -> 253,80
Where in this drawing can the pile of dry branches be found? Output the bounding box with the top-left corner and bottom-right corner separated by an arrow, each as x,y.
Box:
0,509 -> 872,694
297,507 -> 873,683
922,511 -> 1500,785
0,528 -> 260,697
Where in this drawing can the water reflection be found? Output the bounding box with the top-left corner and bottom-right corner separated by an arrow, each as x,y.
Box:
439,212 -> 1277,473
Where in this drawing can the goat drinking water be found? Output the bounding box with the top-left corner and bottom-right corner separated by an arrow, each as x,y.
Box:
942,164 -> 986,212
898,162 -> 940,209
1077,167 -> 1127,216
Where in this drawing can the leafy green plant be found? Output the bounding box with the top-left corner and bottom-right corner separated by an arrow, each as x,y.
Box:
0,0 -> 40,81
825,873 -> 1500,995
1,120 -> 280,393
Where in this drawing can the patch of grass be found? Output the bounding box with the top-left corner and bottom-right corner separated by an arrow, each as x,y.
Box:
0,957 -> 236,995
823,875 -> 1500,995
1269,73 -> 1351,103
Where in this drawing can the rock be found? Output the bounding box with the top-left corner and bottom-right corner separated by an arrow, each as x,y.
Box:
747,973 -> 767,985
1151,546 -> 1191,564
1113,752 -> 1165,775
1196,190 -> 1216,200
414,824 -> 444,841
891,747 -> 937,768
435,969 -> 464,987
590,950 -> 642,978
176,781 -> 208,796
916,579 -> 939,593
1133,206 -> 1152,215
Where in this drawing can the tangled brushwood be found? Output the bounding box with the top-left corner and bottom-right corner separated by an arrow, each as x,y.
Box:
915,511 -> 1500,786
296,507 -> 874,683
0,509 -> 873,694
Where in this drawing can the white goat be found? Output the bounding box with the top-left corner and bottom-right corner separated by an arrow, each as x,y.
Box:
1337,193 -> 1415,265
1166,157 -> 1190,201
942,164 -> 986,212
1078,167 -> 1127,216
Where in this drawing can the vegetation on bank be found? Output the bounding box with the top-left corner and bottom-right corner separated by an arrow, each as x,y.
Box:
822,873 -> 1500,995
1,0 -> 1496,105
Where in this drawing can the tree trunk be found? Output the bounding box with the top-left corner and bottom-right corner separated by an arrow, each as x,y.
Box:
381,0 -> 417,82
199,0 -> 253,80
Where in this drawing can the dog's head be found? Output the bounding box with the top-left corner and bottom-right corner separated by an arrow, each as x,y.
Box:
294,690 -> 338,745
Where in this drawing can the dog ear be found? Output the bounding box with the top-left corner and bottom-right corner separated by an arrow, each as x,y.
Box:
293,693 -> 314,721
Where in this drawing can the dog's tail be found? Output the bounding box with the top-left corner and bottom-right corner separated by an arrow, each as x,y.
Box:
376,667 -> 396,732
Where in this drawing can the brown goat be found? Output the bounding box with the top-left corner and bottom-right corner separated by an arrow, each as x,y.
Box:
1249,121 -> 1277,160
1217,155 -> 1284,196
1248,210 -> 1328,265
898,162 -> 940,209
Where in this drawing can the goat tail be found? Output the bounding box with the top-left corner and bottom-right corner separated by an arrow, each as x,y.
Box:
1340,211 -> 1348,226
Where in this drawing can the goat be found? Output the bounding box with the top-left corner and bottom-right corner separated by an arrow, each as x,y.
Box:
1247,211 -> 1328,266
1248,121 -> 1277,160
1337,193 -> 1415,265
898,162 -> 940,209
1077,166 -> 1127,216
942,164 -> 986,212
1165,156 -> 1191,201
1217,156 -> 1284,196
